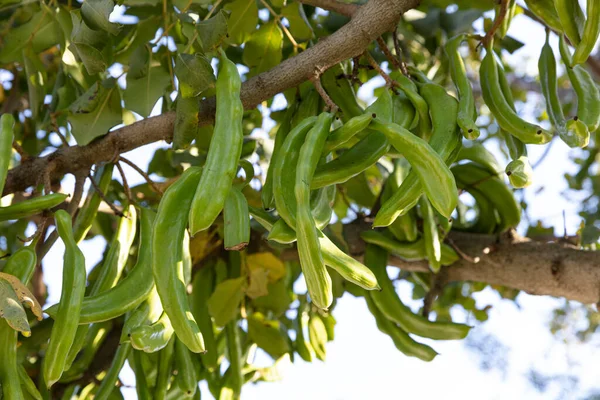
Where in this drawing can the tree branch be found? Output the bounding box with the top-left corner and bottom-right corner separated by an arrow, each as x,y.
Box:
277,220 -> 600,304
297,0 -> 358,17
363,231 -> 600,304
3,0 -> 418,197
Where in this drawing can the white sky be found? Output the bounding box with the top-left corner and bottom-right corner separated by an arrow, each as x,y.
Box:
18,1 -> 600,399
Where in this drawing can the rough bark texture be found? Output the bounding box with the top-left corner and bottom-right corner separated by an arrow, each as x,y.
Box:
2,0 -> 419,196
275,218 -> 600,304
358,230 -> 600,305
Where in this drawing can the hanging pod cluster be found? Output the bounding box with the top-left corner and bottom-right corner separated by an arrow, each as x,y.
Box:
4,0 -> 600,394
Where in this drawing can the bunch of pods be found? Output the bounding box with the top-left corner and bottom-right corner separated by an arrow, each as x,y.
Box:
2,3 -> 599,395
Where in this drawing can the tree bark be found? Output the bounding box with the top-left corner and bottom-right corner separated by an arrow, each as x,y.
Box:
345,227 -> 600,305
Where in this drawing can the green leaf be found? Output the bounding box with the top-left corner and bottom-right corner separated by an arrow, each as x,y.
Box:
173,92 -> 200,150
0,280 -> 31,337
247,312 -> 290,359
242,22 -> 283,75
81,0 -> 122,35
196,10 -> 229,52
123,0 -> 161,5
68,79 -> 123,145
246,268 -> 270,299
271,0 -> 286,8
148,148 -> 182,178
282,2 -> 313,41
439,9 -> 483,35
173,0 -> 212,9
207,277 -> 247,326
410,9 -> 442,38
22,48 -> 46,121
252,279 -> 292,317
174,54 -> 215,98
55,79 -> 79,112
69,10 -> 108,74
500,35 -> 525,54
114,17 -> 161,64
224,0 -> 258,45
0,9 -> 63,63
124,46 -> 171,117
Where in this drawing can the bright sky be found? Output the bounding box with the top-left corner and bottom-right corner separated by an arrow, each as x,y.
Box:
30,1 -> 600,399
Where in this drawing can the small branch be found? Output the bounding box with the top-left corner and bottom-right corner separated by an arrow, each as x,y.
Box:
88,170 -> 124,218
18,216 -> 48,243
118,156 -> 163,194
12,141 -> 27,159
376,37 -> 403,71
311,75 -> 339,113
482,0 -> 510,47
349,56 -> 362,85
422,271 -> 447,318
204,0 -> 224,20
446,236 -> 480,263
364,51 -> 398,90
115,162 -> 133,205
50,113 -> 70,147
393,27 -> 411,66
297,0 -> 358,17
259,0 -> 299,51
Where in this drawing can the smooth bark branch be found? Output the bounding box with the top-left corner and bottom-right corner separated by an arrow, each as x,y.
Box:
3,0 -> 419,197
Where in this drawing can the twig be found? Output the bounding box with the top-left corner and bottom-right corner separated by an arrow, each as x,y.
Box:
42,163 -> 57,195
88,170 -> 124,217
50,113 -> 70,147
116,162 -> 134,205
422,271 -> 447,318
118,156 -> 163,194
446,236 -> 480,263
349,56 -> 362,85
12,141 -> 27,159
393,27 -> 411,68
364,51 -> 399,90
481,0 -> 510,47
311,75 -> 339,113
18,216 -> 48,243
204,0 -> 224,20
376,37 -> 403,71
259,0 -> 299,51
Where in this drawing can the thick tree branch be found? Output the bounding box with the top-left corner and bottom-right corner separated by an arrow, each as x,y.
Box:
3,0 -> 418,197
352,230 -> 600,304
277,219 -> 600,304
